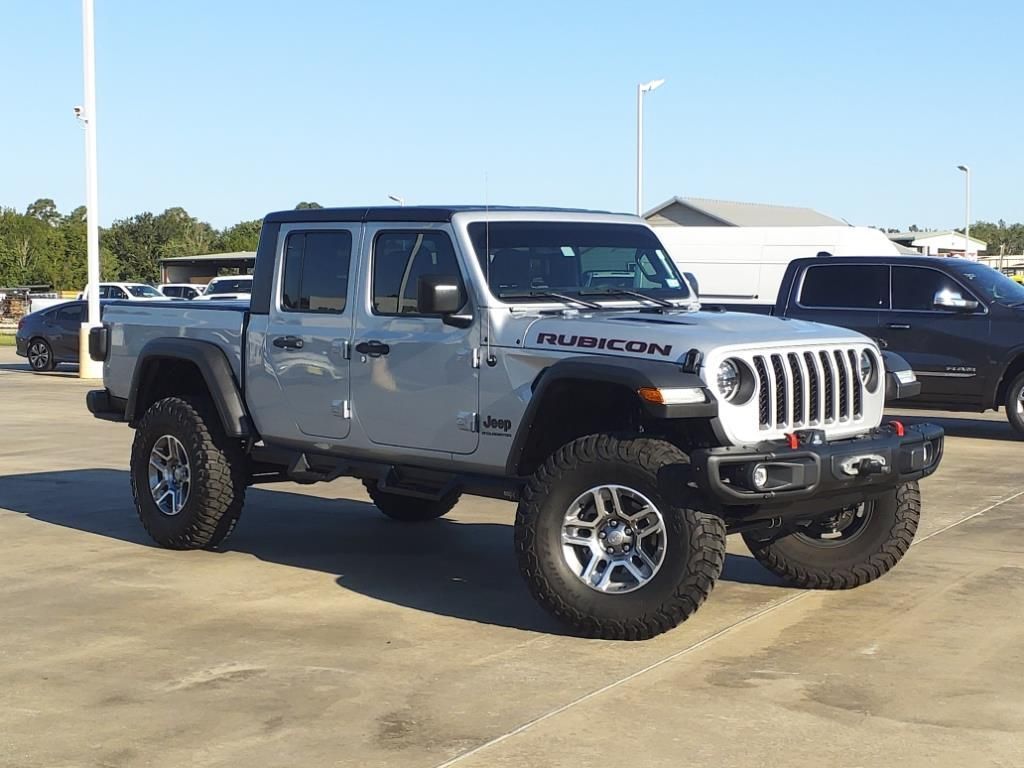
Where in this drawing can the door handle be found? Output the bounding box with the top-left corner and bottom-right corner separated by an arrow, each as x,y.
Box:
355,340 -> 390,357
885,323 -> 911,330
272,335 -> 304,350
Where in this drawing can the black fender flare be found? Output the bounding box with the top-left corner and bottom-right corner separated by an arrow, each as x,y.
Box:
126,338 -> 252,438
505,355 -> 714,476
881,350 -> 922,402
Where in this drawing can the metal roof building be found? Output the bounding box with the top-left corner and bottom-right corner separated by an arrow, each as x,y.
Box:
159,251 -> 256,284
643,197 -> 847,227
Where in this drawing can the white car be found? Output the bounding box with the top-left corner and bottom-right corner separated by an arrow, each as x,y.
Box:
194,275 -> 253,301
158,283 -> 203,300
79,282 -> 170,301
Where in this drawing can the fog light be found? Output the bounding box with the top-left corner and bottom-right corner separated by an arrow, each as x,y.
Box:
751,464 -> 769,489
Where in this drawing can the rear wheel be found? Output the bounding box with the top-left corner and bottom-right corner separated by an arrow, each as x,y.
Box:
515,435 -> 725,640
742,481 -> 920,589
130,396 -> 247,549
1004,372 -> 1024,438
27,338 -> 55,372
362,480 -> 460,522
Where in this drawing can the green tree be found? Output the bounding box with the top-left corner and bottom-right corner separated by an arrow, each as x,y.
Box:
295,201 -> 323,209
214,218 -> 262,252
25,198 -> 60,226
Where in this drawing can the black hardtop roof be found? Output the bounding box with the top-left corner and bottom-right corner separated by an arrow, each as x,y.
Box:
263,205 -> 618,224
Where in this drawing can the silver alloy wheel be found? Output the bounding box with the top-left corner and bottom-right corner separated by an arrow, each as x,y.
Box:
28,341 -> 50,370
561,484 -> 667,594
1017,388 -> 1023,415
148,435 -> 191,516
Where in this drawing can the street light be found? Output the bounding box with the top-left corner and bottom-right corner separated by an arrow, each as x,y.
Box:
957,164 -> 971,258
636,78 -> 666,216
387,194 -> 405,207
78,0 -> 102,379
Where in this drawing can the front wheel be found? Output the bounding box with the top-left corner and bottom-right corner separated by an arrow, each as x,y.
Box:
742,481 -> 920,589
1005,372 -> 1024,438
515,435 -> 726,640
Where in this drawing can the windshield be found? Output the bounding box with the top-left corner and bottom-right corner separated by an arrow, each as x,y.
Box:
206,277 -> 253,294
955,263 -> 1024,305
128,285 -> 162,298
467,222 -> 690,304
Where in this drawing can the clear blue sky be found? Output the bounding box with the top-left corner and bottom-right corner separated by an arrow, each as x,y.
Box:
2,0 -> 1020,230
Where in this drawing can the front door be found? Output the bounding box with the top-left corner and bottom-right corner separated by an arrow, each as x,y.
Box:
351,226 -> 479,455
879,265 -> 991,406
260,226 -> 357,440
53,303 -> 84,359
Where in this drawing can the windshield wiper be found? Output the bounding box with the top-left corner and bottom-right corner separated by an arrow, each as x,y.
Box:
498,290 -> 603,309
578,288 -> 676,308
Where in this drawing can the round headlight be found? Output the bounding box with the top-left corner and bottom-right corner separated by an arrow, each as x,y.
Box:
717,359 -> 741,401
859,350 -> 874,385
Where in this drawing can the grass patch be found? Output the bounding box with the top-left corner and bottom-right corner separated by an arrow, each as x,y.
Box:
0,334 -> 17,347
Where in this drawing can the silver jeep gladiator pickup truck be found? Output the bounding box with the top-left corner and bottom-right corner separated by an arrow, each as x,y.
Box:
87,206 -> 943,639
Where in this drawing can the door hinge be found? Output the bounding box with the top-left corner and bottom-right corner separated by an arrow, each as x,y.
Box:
472,348 -> 481,369
332,399 -> 351,419
456,411 -> 479,433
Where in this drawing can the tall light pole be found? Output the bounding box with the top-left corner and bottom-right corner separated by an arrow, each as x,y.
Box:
78,0 -> 103,379
387,194 -> 405,207
636,78 -> 665,216
957,164 -> 971,259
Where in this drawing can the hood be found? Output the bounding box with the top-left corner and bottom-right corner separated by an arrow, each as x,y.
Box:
514,308 -> 868,363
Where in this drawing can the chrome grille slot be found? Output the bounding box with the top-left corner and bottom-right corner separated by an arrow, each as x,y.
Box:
788,353 -> 804,426
834,350 -> 849,419
771,355 -> 787,426
819,351 -> 835,422
804,351 -> 820,423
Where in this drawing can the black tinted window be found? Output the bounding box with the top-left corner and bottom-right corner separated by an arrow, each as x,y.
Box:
207,278 -> 253,295
282,231 -> 352,313
800,265 -> 889,309
57,305 -> 83,327
892,266 -> 975,311
373,231 -> 463,315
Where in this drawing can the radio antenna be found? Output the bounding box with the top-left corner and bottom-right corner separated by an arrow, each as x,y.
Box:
484,172 -> 495,366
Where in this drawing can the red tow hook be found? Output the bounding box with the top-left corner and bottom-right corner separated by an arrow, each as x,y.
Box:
785,433 -> 800,450
888,420 -> 906,437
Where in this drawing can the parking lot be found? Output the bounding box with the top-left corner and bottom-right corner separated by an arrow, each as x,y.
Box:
1,345 -> 1022,768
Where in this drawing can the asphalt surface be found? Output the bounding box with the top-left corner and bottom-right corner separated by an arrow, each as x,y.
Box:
1,348 -> 1021,768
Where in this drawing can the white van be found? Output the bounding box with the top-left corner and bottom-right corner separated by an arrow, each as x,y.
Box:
652,225 -> 901,306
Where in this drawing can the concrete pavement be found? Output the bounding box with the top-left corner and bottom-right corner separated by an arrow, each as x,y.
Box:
0,348 -> 1021,768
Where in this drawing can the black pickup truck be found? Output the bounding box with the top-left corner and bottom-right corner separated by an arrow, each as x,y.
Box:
735,255 -> 1024,436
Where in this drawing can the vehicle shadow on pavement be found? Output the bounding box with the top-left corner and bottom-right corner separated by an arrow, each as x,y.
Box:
0,362 -> 80,377
886,412 -> 1020,442
0,468 -> 783,632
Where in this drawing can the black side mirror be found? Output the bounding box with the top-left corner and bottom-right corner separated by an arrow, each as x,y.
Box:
683,271 -> 700,297
418,275 -> 463,314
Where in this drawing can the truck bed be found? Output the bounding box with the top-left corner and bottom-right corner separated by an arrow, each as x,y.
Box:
103,300 -> 248,400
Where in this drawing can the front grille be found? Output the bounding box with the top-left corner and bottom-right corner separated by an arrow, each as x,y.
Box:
753,347 -> 866,430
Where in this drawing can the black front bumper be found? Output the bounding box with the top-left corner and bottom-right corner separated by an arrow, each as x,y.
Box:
690,422 -> 943,510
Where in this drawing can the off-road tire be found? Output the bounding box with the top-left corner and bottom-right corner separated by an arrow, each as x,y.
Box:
515,434 -> 726,640
27,337 -> 56,372
130,396 -> 247,549
362,480 -> 460,522
1004,372 -> 1024,437
742,481 -> 921,589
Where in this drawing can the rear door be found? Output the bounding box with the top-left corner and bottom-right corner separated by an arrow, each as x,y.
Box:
257,226 -> 358,441
350,226 -> 479,455
881,265 -> 990,405
783,262 -> 888,339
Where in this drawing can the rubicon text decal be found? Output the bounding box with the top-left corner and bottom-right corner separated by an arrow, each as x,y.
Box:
536,332 -> 673,357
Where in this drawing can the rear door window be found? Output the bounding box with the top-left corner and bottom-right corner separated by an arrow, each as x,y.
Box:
281,230 -> 353,313
799,264 -> 890,309
57,305 -> 83,328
